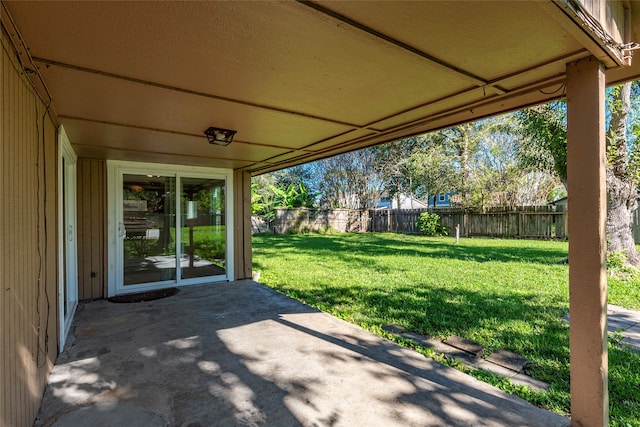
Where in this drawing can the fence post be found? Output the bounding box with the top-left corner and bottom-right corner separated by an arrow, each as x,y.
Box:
518,212 -> 523,237
464,213 -> 469,237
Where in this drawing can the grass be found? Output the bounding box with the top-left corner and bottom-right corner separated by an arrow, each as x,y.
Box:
253,232 -> 640,426
179,225 -> 226,262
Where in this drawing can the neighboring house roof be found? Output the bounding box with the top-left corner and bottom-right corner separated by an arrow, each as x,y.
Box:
549,197 -> 568,205
390,194 -> 430,210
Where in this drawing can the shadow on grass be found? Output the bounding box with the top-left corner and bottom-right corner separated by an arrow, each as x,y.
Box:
253,233 -> 640,425
608,342 -> 640,422
266,278 -> 570,387
253,233 -> 568,267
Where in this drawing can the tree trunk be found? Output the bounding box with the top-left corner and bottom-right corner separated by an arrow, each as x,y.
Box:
606,171 -> 640,265
606,82 -> 640,266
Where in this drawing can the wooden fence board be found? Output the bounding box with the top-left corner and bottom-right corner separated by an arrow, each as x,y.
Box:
261,206 -> 572,240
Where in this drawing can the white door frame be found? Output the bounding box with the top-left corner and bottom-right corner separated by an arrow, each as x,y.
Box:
57,126 -> 78,351
107,161 -> 234,297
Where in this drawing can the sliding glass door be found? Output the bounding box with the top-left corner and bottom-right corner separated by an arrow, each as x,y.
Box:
122,174 -> 177,286
112,164 -> 231,295
180,177 -> 227,280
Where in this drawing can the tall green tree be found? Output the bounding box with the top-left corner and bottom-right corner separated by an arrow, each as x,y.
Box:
406,116 -> 561,209
406,136 -> 457,206
606,83 -> 640,265
251,165 -> 316,216
517,82 -> 640,266
517,101 -> 568,188
436,121 -> 488,205
372,139 -> 419,207
311,148 -> 385,209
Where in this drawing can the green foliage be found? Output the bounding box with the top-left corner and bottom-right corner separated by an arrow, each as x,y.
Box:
404,116 -> 562,209
186,228 -> 226,262
312,148 -> 385,209
516,101 -> 567,186
317,225 -> 337,234
372,140 -> 418,204
608,250 -> 628,270
516,83 -> 640,190
416,212 -> 448,236
271,182 -> 315,209
251,183 -> 268,215
251,176 -> 316,222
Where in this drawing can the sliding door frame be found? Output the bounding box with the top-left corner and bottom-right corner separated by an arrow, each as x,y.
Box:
57,127 -> 78,350
106,161 -> 234,297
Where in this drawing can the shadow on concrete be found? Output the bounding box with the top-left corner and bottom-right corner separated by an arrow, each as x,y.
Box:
35,281 -> 568,426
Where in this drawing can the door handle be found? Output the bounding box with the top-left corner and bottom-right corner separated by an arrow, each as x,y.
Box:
68,224 -> 73,242
118,222 -> 126,238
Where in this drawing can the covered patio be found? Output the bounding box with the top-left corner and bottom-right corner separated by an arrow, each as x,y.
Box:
35,281 -> 568,427
3,1 -> 640,425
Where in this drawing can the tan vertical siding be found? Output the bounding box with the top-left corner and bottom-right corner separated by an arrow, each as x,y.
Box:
1,28 -> 58,427
579,0 -> 625,43
233,170 -> 252,280
76,158 -> 106,300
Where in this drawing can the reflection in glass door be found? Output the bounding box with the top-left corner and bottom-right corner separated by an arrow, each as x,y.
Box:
180,177 -> 226,279
122,174 -> 177,285
118,172 -> 228,290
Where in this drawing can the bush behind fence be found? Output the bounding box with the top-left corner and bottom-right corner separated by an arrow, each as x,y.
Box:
253,206 -> 571,240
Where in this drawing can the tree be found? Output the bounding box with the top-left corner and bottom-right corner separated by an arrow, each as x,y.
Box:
372,139 -> 419,208
517,82 -> 640,266
406,116 -> 562,209
466,116 -> 564,208
516,101 -> 568,188
606,83 -> 640,265
405,136 -> 457,206
312,148 -> 385,209
270,182 -> 316,209
251,165 -> 316,218
434,121 -> 488,206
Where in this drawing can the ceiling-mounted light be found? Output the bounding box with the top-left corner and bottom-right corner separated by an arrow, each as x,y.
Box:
204,126 -> 236,146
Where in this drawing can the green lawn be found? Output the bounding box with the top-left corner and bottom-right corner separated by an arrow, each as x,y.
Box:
253,232 -> 640,426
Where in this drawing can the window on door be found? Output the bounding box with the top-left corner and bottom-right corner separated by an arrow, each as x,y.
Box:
118,171 -> 229,291
122,174 -> 177,286
180,177 -> 227,280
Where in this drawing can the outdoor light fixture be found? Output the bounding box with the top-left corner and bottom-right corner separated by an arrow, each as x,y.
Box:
204,126 -> 236,146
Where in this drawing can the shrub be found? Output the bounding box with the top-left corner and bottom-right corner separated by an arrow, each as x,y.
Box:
416,212 -> 448,236
608,250 -> 627,270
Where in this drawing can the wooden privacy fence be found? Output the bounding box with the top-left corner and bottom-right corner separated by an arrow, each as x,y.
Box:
255,206 -> 640,242
255,206 -> 570,240
368,206 -> 568,239
267,208 -> 370,234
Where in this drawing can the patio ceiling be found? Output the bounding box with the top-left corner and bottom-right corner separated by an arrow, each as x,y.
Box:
3,1 -> 640,175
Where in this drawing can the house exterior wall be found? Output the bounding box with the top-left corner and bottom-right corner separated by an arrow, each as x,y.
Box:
580,0 -> 625,44
1,28 -> 59,426
233,170 -> 252,280
76,158 -> 107,300
391,194 -> 429,210
428,193 -> 453,208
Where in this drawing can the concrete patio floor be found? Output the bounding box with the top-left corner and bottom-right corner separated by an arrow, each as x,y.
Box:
36,280 -> 569,427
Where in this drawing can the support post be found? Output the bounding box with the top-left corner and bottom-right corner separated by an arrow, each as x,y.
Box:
233,170 -> 253,280
566,57 -> 608,426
